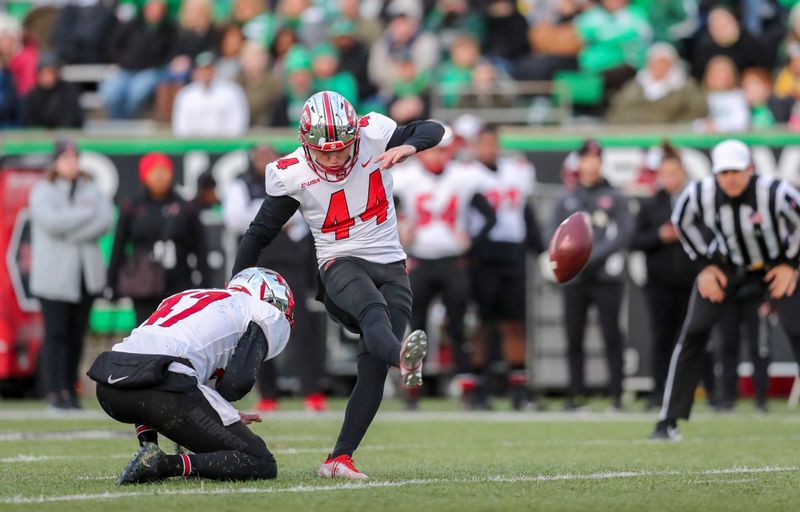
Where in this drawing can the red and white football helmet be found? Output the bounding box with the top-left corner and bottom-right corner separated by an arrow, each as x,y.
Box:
298,90 -> 360,182
227,267 -> 295,328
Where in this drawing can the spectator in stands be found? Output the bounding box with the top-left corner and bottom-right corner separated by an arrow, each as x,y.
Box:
695,55 -> 749,132
236,0 -> 277,48
0,13 -> 36,98
336,0 -> 383,45
439,34 -> 482,108
107,152 -> 209,325
269,25 -> 301,77
329,19 -> 378,106
29,139 -> 113,411
368,0 -> 439,98
482,0 -> 530,68
774,42 -> 800,100
742,67 -> 792,129
606,42 -> 707,124
388,53 -> 431,124
513,0 -> 584,81
166,0 -> 220,84
215,24 -> 245,81
644,0 -> 697,52
22,51 -> 84,129
424,0 -> 486,54
172,52 -> 249,137
278,0 -> 328,48
269,45 -> 313,126
49,1 -> 117,65
0,52 -> 18,127
101,0 -> 175,119
457,59 -> 517,109
691,6 -> 762,79
574,0 -> 652,100
310,43 -> 358,106
236,42 -> 282,126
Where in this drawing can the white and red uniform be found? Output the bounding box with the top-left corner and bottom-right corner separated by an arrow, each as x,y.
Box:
113,289 -> 290,425
265,112 -> 406,266
393,159 -> 489,259
473,155 -> 536,243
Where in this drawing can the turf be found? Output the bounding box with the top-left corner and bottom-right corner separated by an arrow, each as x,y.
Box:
0,397 -> 799,512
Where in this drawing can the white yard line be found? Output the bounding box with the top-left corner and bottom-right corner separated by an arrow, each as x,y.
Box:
2,466 -> 797,504
0,431 -> 328,443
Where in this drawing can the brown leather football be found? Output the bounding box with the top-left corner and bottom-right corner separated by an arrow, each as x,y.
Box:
548,212 -> 593,283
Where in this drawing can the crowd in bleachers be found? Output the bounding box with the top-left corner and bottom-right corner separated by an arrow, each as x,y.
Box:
2,0 -> 800,131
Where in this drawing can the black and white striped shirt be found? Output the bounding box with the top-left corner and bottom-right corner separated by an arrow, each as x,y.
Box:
671,175 -> 800,270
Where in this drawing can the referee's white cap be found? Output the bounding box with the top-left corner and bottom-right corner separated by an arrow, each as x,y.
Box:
711,139 -> 751,174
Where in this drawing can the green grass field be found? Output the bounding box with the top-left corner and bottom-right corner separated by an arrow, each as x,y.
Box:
1,397 -> 799,512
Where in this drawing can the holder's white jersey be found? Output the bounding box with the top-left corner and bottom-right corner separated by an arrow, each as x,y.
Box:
265,112 -> 406,266
393,159 -> 489,259
113,289 -> 290,385
475,156 -> 536,244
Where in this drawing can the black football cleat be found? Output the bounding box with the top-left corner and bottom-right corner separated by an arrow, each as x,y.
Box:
649,420 -> 682,441
117,442 -> 166,485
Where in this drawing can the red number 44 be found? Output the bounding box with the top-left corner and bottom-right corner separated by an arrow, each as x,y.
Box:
322,171 -> 388,240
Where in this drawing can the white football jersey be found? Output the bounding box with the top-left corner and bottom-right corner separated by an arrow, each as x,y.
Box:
265,112 -> 406,266
475,156 -> 536,244
113,289 -> 290,385
393,159 -> 488,259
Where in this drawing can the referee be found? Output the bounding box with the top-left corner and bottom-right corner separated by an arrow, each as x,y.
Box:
651,139 -> 800,440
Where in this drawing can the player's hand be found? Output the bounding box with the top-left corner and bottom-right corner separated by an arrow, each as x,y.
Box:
658,223 -> 679,243
764,264 -> 798,299
239,412 -> 262,425
455,230 -> 471,252
697,265 -> 727,303
375,144 -> 416,171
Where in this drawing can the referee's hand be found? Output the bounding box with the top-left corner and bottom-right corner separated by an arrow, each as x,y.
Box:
697,265 -> 727,303
765,264 -> 799,299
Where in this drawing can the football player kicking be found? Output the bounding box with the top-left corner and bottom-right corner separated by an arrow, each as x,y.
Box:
232,91 -> 444,479
88,268 -> 293,484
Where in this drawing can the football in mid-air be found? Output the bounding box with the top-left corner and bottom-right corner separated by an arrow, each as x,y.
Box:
548,212 -> 593,283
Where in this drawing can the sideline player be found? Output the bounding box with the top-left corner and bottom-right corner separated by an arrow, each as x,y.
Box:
467,124 -> 545,410
392,126 -> 496,409
88,267 -> 293,484
651,139 -> 800,439
232,91 -> 444,479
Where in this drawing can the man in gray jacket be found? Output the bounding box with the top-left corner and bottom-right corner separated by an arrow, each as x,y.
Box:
29,139 -> 113,410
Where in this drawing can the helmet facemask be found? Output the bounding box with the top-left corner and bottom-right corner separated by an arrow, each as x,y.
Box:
298,91 -> 361,183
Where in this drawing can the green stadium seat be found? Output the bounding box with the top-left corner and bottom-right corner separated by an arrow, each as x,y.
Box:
553,71 -> 604,106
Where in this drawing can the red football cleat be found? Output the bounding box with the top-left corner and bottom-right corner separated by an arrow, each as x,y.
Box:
318,453 -> 368,480
255,398 -> 279,412
304,393 -> 328,412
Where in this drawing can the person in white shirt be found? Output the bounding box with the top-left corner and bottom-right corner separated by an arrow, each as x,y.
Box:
89,267 -> 293,485
171,51 -> 250,138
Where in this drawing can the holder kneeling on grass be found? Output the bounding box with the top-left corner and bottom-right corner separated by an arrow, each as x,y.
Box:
87,267 -> 294,485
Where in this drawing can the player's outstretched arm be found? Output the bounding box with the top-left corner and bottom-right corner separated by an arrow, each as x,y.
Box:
387,120 -> 445,153
215,321 -> 269,402
232,194 -> 300,275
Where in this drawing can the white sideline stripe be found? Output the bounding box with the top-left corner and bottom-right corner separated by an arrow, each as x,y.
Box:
2,409 -> 800,423
0,430 -> 131,442
3,466 -> 797,504
0,446 -> 388,463
0,431 -> 327,443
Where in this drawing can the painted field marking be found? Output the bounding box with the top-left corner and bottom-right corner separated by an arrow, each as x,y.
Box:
2,466 -> 797,504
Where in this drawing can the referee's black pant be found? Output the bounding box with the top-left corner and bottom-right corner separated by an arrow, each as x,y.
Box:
660,272 -> 800,422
